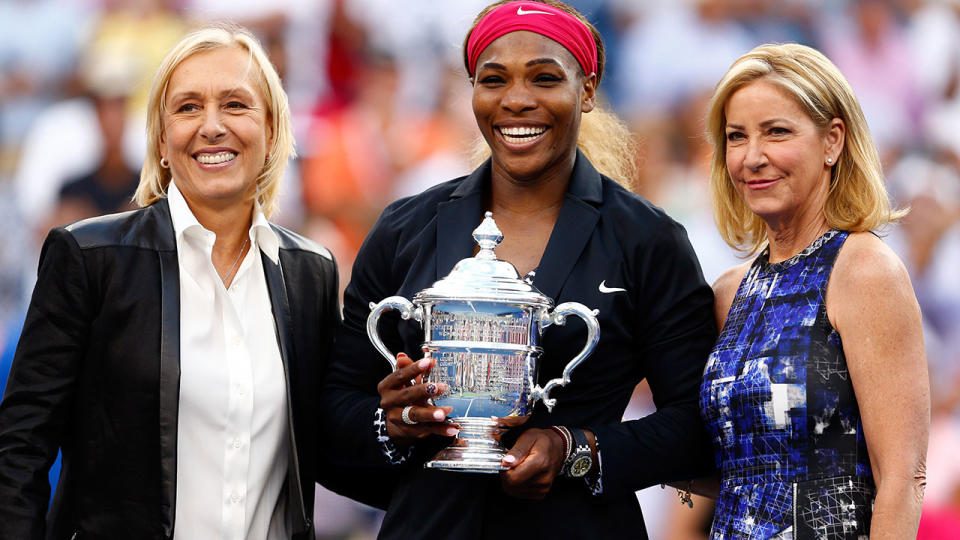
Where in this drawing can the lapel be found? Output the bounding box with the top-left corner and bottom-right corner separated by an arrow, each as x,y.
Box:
154,199 -> 180,538
531,151 -> 603,301
261,249 -> 295,389
435,160 -> 489,280
260,248 -> 309,534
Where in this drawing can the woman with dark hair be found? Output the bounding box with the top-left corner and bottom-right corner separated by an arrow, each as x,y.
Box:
321,2 -> 717,538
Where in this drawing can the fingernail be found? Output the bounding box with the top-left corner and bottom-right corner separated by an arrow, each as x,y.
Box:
418,359 -> 431,369
425,383 -> 438,395
445,426 -> 459,436
433,409 -> 444,421
397,352 -> 408,359
502,454 -> 517,464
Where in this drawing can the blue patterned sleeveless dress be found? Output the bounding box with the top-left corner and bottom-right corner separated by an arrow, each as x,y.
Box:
700,230 -> 875,539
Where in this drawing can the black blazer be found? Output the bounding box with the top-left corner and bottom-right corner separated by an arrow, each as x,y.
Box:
0,200 -> 339,540
323,153 -> 717,539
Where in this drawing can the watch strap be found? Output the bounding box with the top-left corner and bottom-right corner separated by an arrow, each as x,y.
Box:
563,428 -> 593,478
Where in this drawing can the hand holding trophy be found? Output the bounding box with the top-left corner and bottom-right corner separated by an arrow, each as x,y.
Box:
367,212 -> 600,473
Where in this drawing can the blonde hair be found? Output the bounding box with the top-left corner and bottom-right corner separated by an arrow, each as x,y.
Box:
134,23 -> 294,217
706,43 -> 905,255
464,0 -> 637,189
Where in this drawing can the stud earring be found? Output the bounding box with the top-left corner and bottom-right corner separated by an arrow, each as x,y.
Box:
160,157 -> 169,168
826,157 -> 833,164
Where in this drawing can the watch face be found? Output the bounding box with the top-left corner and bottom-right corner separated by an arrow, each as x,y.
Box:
569,455 -> 592,478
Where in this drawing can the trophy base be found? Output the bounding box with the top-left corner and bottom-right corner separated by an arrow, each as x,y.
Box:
424,417 -> 508,473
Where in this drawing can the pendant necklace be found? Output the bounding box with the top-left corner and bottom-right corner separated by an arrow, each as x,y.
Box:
222,236 -> 250,285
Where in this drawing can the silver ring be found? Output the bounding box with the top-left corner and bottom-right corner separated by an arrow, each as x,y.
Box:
401,405 -> 417,425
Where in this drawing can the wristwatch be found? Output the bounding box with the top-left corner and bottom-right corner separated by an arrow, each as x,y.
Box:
563,428 -> 593,478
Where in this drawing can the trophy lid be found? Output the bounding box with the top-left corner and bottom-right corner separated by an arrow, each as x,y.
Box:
414,212 -> 553,307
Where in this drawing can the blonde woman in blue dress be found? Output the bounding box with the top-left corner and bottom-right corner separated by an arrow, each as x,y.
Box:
700,43 -> 929,538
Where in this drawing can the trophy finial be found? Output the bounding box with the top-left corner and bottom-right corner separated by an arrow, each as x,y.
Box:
473,211 -> 502,260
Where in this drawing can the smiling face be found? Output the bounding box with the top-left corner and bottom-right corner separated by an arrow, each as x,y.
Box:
159,46 -> 271,216
471,31 -> 596,185
724,79 -> 843,227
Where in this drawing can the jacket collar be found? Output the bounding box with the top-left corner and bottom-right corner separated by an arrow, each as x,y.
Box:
437,150 -> 603,300
449,149 -> 603,204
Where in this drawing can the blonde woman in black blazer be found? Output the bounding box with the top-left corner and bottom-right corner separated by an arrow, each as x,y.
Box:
0,25 -> 341,540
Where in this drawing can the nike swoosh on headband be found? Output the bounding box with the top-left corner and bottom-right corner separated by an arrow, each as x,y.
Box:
517,6 -> 554,16
598,280 -> 626,294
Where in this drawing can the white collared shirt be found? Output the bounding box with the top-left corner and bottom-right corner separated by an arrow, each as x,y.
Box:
168,181 -> 291,540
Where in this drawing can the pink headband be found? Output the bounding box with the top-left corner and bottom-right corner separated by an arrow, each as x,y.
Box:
466,1 -> 598,78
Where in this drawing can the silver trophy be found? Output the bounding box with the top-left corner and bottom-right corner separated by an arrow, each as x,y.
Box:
367,212 -> 600,473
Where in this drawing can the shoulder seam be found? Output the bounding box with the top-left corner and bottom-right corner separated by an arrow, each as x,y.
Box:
271,224 -> 333,260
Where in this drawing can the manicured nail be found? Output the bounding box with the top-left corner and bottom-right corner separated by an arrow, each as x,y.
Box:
418,359 -> 431,369
432,409 -> 444,421
397,352 -> 408,359
502,454 -> 517,465
445,426 -> 459,436
425,383 -> 438,395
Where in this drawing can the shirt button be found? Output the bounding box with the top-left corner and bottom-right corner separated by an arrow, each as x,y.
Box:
237,386 -> 246,396
231,492 -> 241,504
232,438 -> 242,449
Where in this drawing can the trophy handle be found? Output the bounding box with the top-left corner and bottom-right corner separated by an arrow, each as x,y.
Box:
534,302 -> 600,412
367,296 -> 422,371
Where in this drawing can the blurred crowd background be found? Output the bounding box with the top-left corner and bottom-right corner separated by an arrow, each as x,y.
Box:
1,0 -> 960,538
